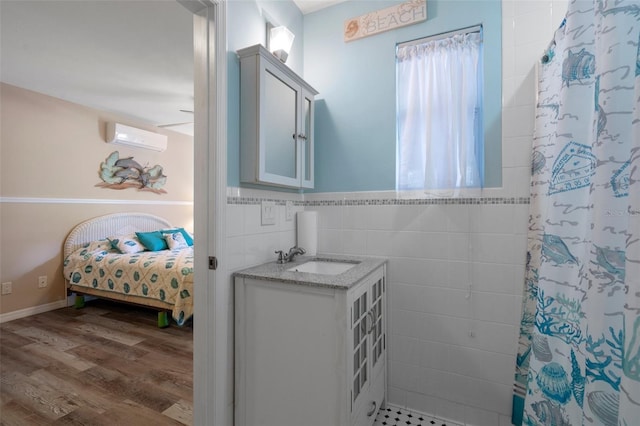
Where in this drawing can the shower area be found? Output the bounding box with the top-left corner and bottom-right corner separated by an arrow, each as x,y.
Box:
512,0 -> 640,424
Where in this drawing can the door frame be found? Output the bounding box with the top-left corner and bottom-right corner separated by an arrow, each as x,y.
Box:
180,0 -> 229,424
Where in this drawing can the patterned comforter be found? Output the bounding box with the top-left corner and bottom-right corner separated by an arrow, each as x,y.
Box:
63,241 -> 194,325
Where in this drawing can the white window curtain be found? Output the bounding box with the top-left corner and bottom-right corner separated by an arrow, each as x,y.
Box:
396,31 -> 484,192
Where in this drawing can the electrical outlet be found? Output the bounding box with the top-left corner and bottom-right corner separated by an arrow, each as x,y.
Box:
1,282 -> 12,295
38,276 -> 48,288
261,201 -> 276,226
285,201 -> 294,221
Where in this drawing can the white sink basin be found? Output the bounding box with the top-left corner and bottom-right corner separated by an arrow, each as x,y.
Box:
287,260 -> 358,275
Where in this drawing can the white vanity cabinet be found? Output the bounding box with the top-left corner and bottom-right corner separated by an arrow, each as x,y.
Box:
234,264 -> 386,426
238,44 -> 318,189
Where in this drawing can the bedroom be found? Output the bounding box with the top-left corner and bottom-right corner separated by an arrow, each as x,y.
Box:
0,1 -> 199,423
4,1 -> 630,426
0,1 -> 196,320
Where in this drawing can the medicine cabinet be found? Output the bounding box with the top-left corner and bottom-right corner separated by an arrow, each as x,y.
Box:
238,44 -> 318,189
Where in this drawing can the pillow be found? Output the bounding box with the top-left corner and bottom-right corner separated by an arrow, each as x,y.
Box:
161,228 -> 194,246
75,239 -> 114,259
164,231 -> 189,250
135,231 -> 168,251
108,234 -> 146,254
83,238 -> 114,253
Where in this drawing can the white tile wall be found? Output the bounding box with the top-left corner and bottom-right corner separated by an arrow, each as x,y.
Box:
224,2 -> 568,425
304,2 -> 568,425
306,198 -> 528,422
225,188 -> 304,273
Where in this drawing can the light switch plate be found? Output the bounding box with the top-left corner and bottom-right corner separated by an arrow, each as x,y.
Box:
261,201 -> 276,226
1,282 -> 12,295
285,201 -> 294,221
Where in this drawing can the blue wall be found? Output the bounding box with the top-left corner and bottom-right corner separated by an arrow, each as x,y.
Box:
304,0 -> 502,192
226,0 -> 502,192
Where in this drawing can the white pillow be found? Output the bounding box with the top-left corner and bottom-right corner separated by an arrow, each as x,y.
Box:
83,238 -> 113,253
164,231 -> 188,250
108,234 -> 146,254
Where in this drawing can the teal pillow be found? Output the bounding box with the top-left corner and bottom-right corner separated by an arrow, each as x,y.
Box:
161,228 -> 193,246
135,231 -> 168,251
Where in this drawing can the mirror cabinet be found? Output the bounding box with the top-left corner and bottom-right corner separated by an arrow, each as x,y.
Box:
238,44 -> 318,189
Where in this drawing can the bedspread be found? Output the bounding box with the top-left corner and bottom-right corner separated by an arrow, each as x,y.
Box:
64,244 -> 194,325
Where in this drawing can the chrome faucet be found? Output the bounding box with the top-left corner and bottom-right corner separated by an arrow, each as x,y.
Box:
275,246 -> 306,264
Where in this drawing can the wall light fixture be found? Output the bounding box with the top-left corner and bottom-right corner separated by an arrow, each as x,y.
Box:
269,25 -> 295,63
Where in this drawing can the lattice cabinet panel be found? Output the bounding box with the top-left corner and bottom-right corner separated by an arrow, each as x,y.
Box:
349,268 -> 386,426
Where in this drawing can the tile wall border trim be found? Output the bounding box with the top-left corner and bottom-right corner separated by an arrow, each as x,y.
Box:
227,195 -> 530,206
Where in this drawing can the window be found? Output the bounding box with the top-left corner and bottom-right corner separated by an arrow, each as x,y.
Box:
396,27 -> 484,191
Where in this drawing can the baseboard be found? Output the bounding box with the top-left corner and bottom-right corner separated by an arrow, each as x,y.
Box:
0,299 -> 68,323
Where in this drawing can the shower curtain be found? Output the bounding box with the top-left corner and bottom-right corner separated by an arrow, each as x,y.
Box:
513,1 -> 640,425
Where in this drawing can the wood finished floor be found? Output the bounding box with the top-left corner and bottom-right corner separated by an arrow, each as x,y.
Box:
0,300 -> 193,425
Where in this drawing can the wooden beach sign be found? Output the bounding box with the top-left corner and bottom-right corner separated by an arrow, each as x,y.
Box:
344,0 -> 427,42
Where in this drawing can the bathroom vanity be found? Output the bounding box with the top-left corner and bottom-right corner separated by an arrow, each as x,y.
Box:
234,256 -> 387,426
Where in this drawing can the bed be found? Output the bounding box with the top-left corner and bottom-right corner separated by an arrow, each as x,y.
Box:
63,212 -> 194,327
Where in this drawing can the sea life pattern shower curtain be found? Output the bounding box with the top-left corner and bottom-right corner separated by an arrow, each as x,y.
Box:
513,0 -> 640,425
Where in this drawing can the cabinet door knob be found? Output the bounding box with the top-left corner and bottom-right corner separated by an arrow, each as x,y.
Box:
297,133 -> 307,140
366,311 -> 375,334
367,401 -> 377,417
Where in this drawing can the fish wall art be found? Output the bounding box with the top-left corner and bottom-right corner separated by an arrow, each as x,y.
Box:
96,151 -> 167,194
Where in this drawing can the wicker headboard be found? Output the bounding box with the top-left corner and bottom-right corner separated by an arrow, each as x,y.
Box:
64,212 -> 173,258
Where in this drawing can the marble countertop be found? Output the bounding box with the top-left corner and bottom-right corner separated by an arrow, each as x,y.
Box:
232,254 -> 387,289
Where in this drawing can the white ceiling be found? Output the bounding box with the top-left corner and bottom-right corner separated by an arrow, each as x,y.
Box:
0,1 -> 342,136
1,1 -> 194,134
293,0 -> 346,14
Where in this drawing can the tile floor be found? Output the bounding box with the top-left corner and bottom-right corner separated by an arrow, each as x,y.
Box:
374,405 -> 463,426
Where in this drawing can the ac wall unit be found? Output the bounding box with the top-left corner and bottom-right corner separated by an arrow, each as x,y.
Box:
105,122 -> 168,152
